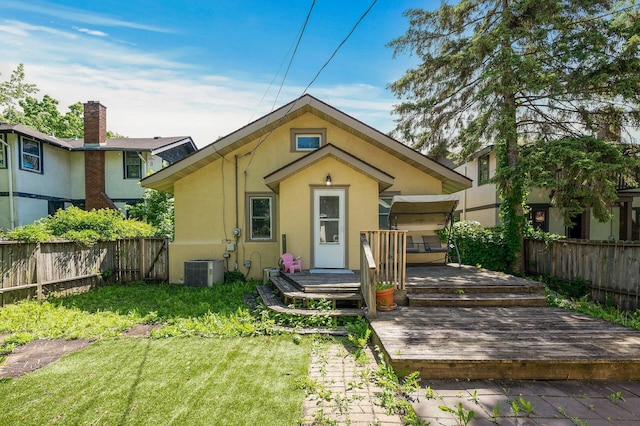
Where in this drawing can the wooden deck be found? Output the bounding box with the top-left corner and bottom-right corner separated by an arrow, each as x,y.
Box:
278,265 -> 640,380
369,306 -> 640,380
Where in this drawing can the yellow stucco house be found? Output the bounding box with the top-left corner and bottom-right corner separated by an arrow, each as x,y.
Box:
142,95 -> 471,282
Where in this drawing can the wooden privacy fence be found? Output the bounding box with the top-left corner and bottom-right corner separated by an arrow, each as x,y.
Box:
0,237 -> 168,306
525,238 -> 640,310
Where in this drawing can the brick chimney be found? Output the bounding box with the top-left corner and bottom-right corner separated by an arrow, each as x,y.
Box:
83,101 -> 114,210
83,101 -> 107,146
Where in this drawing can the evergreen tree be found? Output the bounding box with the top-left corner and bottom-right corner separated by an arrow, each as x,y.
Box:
389,0 -> 640,270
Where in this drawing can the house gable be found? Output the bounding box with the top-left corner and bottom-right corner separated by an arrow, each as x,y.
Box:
264,143 -> 394,193
141,94 -> 471,194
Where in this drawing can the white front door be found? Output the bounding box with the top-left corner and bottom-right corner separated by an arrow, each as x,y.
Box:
313,189 -> 345,269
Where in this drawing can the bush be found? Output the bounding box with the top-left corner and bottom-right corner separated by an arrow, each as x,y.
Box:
2,206 -> 156,245
439,220 -> 513,272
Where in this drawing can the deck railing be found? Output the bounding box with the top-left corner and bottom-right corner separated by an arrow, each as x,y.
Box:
360,230 -> 407,318
360,234 -> 377,318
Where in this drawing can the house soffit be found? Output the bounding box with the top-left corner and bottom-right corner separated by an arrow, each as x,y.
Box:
263,143 -> 394,193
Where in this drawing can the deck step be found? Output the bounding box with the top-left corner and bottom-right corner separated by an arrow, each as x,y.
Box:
281,272 -> 360,293
256,285 -> 363,317
408,292 -> 548,307
270,276 -> 362,308
407,283 -> 545,295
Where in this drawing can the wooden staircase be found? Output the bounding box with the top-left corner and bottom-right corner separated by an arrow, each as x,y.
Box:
258,271 -> 364,317
406,276 -> 547,308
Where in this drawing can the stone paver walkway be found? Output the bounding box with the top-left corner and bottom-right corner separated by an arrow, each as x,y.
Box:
301,340 -> 403,425
413,378 -> 640,425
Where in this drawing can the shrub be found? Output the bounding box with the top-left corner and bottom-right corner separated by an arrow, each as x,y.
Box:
3,206 -> 155,245
439,220 -> 513,272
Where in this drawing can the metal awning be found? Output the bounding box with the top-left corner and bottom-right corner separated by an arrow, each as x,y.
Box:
388,195 -> 459,229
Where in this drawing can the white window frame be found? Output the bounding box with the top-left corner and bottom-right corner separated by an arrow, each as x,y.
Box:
20,138 -> 42,173
248,195 -> 274,241
290,128 -> 326,152
124,151 -> 142,179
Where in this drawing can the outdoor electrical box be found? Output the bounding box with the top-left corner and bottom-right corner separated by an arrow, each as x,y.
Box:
226,242 -> 236,252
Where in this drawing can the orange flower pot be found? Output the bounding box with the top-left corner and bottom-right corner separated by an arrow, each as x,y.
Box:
376,287 -> 395,308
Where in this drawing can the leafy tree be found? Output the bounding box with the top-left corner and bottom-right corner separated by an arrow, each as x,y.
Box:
127,187 -> 175,240
521,136 -> 638,225
19,95 -> 83,138
0,63 -> 38,122
389,0 -> 640,271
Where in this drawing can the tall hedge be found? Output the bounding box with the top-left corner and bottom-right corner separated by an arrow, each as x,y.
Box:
440,221 -> 513,273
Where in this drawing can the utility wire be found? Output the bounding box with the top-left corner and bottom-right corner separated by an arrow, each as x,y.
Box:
302,0 -> 377,95
248,0 -> 316,123
271,0 -> 316,112
243,0 -> 379,171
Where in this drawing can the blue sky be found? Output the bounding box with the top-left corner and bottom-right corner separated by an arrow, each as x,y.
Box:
0,0 -> 434,147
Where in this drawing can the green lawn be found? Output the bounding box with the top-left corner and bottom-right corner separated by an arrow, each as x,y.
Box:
0,282 -> 312,425
0,336 -> 309,425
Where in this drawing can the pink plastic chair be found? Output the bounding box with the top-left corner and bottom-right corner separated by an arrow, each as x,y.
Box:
281,253 -> 302,273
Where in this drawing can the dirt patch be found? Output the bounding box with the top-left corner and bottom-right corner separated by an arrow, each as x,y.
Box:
0,339 -> 94,379
122,324 -> 162,337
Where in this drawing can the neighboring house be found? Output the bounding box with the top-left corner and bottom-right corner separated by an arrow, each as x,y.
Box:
142,94 -> 471,282
455,145 -> 640,240
0,101 -> 197,230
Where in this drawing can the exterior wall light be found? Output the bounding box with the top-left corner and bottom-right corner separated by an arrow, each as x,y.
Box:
326,173 -> 332,186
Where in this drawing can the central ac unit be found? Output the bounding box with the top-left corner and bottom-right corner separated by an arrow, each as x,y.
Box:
184,260 -> 224,287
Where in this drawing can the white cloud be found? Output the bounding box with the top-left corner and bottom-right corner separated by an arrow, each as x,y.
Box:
2,0 -> 173,33
76,27 -> 108,37
0,9 -> 397,149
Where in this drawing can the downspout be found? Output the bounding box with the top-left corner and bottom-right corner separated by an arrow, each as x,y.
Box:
234,154 -> 239,271
0,138 -> 15,230
462,166 -> 467,220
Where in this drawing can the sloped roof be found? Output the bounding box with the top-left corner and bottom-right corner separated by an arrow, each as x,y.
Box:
141,94 -> 472,193
264,143 -> 394,193
0,123 -> 196,161
0,123 -> 74,149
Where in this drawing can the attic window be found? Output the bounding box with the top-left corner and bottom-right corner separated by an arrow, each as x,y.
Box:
291,128 -> 326,152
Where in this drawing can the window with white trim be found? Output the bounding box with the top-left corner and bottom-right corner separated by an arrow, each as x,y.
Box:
124,151 -> 142,179
249,196 -> 273,240
21,138 -> 42,173
290,128 -> 326,152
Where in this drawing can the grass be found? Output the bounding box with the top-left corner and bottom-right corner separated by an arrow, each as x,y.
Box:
0,281 -> 262,358
0,336 -> 309,425
0,281 -> 314,425
547,290 -> 640,331
0,281 -> 428,425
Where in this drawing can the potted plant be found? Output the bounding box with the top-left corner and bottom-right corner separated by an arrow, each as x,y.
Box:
375,281 -> 396,311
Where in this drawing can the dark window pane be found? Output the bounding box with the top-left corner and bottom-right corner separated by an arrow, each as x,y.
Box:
297,135 -> 320,150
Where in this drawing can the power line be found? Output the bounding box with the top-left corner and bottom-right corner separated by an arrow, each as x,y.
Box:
242,0 -> 379,170
302,0 -> 378,95
248,0 -> 316,123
